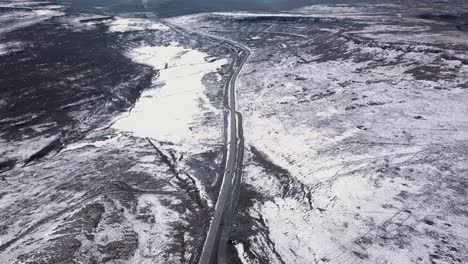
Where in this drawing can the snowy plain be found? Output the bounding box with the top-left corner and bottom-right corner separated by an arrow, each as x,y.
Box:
170,3 -> 468,263
0,0 -> 467,263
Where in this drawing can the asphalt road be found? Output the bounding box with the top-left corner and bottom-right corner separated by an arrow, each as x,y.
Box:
158,19 -> 250,264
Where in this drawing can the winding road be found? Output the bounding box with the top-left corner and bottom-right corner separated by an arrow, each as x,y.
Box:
159,19 -> 250,264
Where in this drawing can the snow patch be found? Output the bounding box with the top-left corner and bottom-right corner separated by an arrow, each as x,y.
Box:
0,5 -> 64,36
62,135 -> 122,152
129,194 -> 185,263
112,43 -> 227,149
109,18 -> 169,33
0,41 -> 23,56
234,242 -> 250,264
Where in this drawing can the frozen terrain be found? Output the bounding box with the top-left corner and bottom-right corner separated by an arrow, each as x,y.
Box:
171,3 -> 468,264
1,0 -> 467,263
0,1 -> 232,262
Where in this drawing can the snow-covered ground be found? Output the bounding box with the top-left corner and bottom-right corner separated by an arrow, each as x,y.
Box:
1,1 -> 467,263
109,16 -> 230,208
0,1 -> 64,36
112,43 -> 227,152
108,18 -> 169,33
0,9 -> 230,263
171,4 -> 468,263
